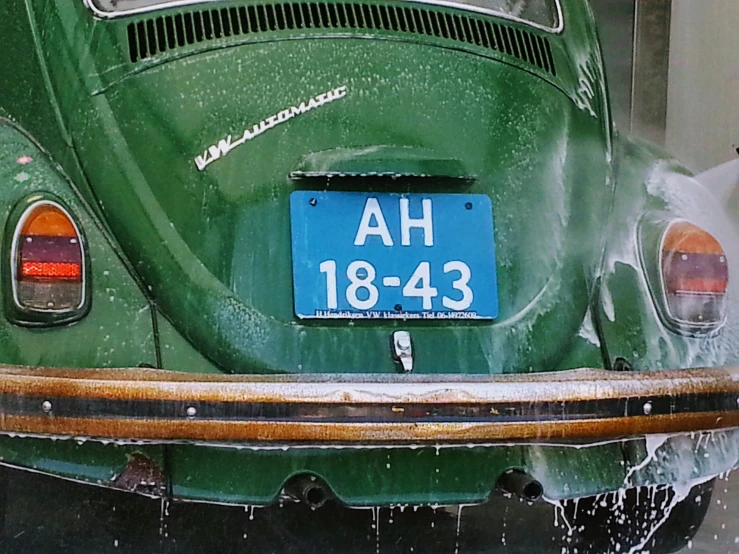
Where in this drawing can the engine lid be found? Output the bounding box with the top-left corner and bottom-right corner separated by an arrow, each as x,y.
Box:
72,38 -> 609,374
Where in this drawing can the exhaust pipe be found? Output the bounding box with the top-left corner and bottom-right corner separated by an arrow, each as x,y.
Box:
284,474 -> 333,508
496,469 -> 543,502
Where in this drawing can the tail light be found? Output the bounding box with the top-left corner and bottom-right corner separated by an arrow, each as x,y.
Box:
9,200 -> 88,323
659,221 -> 728,331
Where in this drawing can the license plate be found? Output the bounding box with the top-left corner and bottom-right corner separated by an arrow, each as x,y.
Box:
290,191 -> 498,319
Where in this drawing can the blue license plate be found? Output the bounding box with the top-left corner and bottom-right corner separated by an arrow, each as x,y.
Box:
290,191 -> 498,319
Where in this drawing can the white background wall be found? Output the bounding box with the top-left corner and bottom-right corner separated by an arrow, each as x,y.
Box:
666,0 -> 739,172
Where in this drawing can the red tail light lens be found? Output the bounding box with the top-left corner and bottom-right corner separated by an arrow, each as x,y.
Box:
660,221 -> 728,328
12,202 -> 85,313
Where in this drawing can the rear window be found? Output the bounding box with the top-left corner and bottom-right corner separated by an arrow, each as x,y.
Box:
88,0 -> 561,30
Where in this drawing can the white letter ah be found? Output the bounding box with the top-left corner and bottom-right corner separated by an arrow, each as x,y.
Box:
354,198 -> 394,246
400,198 -> 433,246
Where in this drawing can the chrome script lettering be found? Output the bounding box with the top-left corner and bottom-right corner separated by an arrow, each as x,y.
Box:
194,85 -> 348,171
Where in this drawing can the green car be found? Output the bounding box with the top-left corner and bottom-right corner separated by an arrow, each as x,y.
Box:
0,0 -> 737,550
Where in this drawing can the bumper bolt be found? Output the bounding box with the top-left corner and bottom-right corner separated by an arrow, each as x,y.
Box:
41,401 -> 52,414
643,402 -> 653,415
186,406 -> 197,418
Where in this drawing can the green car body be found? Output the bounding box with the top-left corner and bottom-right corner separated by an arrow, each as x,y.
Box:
0,0 -> 738,530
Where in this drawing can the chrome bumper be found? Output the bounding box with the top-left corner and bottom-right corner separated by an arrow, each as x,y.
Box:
0,366 -> 737,442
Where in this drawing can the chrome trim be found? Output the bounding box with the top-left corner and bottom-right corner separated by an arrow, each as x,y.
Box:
0,365 -> 736,442
0,365 -> 736,402
9,200 -> 87,314
82,0 -> 564,33
391,330 -> 414,372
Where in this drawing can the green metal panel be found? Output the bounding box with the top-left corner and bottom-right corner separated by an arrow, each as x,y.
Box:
71,37 -> 608,374
0,435 -> 164,489
624,429 -> 739,488
0,1 -> 70,154
156,310 -> 225,373
0,0 -> 735,510
169,444 -> 523,505
0,0 -> 619,376
0,122 -> 157,369
168,430 -> 739,504
596,134 -> 739,372
8,0 -> 610,375
0,431 -> 736,505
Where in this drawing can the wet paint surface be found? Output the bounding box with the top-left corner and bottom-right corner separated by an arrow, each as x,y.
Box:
0,0 -> 613,376
0,0 -> 737,540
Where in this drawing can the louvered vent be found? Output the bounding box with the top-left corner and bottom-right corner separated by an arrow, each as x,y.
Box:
126,3 -> 556,75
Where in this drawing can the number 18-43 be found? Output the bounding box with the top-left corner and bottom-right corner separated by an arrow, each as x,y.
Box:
318,260 -> 473,312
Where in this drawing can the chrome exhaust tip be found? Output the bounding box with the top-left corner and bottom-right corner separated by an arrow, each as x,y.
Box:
284,474 -> 333,508
496,469 -> 544,502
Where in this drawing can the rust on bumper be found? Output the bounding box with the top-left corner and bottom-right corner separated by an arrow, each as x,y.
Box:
0,365 -> 737,442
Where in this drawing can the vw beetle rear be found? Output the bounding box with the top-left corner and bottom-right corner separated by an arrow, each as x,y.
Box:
0,0 -> 738,550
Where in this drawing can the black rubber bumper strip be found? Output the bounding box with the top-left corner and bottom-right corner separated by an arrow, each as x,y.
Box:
0,365 -> 735,442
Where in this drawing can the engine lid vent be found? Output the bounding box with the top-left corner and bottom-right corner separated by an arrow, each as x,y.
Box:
126,2 -> 556,76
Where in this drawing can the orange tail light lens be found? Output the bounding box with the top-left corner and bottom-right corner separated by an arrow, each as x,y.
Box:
12,202 -> 85,313
660,221 -> 728,328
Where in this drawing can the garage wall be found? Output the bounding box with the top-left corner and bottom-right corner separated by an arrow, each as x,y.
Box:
589,0 -> 635,134
666,0 -> 739,172
590,0 -> 673,144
